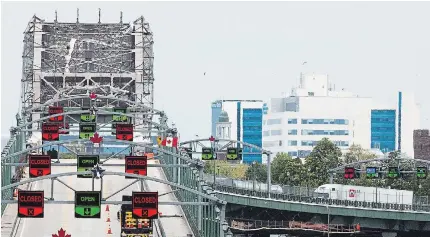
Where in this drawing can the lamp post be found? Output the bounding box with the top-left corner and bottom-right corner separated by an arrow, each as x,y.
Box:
326,204 -> 330,237
252,161 -> 257,192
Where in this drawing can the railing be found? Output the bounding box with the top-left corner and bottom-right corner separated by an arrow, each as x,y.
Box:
205,174 -> 430,213
229,218 -> 358,233
1,131 -> 26,214
158,148 -> 223,237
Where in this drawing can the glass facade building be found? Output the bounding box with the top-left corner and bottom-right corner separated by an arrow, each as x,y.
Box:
371,109 -> 396,152
242,108 -> 263,164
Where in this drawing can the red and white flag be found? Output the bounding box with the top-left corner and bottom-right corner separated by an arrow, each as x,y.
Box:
162,137 -> 178,147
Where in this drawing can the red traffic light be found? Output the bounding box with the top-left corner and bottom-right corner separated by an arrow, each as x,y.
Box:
344,167 -> 356,179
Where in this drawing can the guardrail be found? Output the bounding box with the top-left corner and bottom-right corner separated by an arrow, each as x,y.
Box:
203,174 -> 430,212
215,184 -> 430,212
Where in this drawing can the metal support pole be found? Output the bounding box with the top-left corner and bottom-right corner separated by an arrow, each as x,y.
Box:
213,159 -> 216,188
198,167 -> 203,231
103,179 -> 139,200
327,205 -> 330,237
329,173 -> 333,184
140,179 -> 144,191
50,179 -> 55,200
219,204 -> 226,237
173,149 -> 177,183
267,153 -> 271,198
177,156 -> 181,185
92,177 -> 95,191
100,177 -> 103,199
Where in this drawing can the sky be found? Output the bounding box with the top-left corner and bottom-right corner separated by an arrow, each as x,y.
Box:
1,1 -> 430,142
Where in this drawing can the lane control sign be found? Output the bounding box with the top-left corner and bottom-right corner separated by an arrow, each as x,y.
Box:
29,155 -> 51,178
18,190 -> 44,218
77,155 -> 100,178
79,123 -> 96,139
75,191 -> 101,218
132,192 -> 159,219
48,106 -> 64,122
116,124 -> 133,141
125,156 -> 148,178
42,123 -> 60,141
226,148 -> 238,160
201,148 -> 214,160
113,107 -> 128,122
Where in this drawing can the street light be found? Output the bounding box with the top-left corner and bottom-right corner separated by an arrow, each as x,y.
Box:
252,161 -> 257,192
326,204 -> 330,237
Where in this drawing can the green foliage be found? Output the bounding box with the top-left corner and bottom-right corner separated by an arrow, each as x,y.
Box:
343,144 -> 376,164
303,138 -> 342,187
203,160 -> 248,179
245,162 -> 267,182
270,152 -> 304,186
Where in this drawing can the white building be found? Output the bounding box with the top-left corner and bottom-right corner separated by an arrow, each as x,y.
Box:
263,73 -> 372,158
397,91 -> 421,157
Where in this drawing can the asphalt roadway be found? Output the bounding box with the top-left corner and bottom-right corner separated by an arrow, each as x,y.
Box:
14,159 -> 193,237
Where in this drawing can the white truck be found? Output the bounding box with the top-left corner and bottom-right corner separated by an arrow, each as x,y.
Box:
314,184 -> 414,205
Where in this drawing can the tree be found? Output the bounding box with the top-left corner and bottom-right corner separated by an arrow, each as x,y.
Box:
245,162 -> 267,182
270,152 -> 304,186
304,138 -> 342,187
343,144 -> 377,164
203,160 -> 249,179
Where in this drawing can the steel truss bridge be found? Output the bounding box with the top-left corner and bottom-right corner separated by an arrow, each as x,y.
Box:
2,10 -> 430,237
1,11 -> 235,237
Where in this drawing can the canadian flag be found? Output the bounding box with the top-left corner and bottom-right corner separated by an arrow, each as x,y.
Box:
162,137 -> 178,147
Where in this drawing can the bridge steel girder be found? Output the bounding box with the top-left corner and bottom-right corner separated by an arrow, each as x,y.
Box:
0,171 -> 223,203
24,95 -> 163,115
180,138 -> 273,199
215,191 -> 430,223
1,138 -> 203,167
13,109 -> 169,131
180,138 -> 272,155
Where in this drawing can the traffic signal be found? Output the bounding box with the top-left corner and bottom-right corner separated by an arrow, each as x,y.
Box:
387,167 -> 400,179
344,167 -> 356,179
417,167 -> 427,179
366,167 -> 379,179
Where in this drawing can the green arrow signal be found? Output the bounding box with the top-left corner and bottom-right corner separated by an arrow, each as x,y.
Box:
75,206 -> 100,217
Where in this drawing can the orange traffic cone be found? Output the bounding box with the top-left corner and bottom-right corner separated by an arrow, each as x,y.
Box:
107,227 -> 112,235
106,217 -> 111,222
105,205 -> 110,211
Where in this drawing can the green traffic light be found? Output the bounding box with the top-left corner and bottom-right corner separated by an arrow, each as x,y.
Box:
417,167 -> 427,179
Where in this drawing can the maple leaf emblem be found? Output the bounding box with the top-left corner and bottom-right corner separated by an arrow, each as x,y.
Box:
52,228 -> 71,237
209,136 -> 215,142
89,92 -> 97,100
90,132 -> 103,143
167,139 -> 171,144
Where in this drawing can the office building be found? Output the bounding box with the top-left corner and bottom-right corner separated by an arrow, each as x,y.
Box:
370,109 -> 396,152
413,129 -> 430,161
211,100 -> 264,164
263,73 -> 372,158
